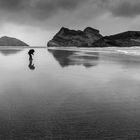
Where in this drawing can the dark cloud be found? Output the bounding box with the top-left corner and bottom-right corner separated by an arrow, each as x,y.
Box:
0,0 -> 91,28
0,0 -> 139,28
29,0 -> 86,20
0,0 -> 86,19
0,0 -> 80,11
110,1 -> 140,18
0,0 -> 23,10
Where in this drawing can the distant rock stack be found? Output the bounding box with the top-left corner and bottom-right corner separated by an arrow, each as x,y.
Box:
93,31 -> 140,47
0,36 -> 29,46
47,27 -> 103,47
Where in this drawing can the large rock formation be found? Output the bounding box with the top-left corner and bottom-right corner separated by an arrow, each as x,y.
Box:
47,27 -> 103,47
93,31 -> 140,47
0,36 -> 29,46
48,28 -> 140,47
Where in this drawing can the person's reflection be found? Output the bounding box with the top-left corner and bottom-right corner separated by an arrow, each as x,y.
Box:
28,49 -> 35,70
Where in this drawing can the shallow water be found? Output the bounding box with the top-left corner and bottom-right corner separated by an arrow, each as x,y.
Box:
1,47 -> 140,139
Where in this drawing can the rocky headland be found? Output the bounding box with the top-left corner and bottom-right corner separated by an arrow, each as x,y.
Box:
0,36 -> 29,46
48,27 -> 140,47
47,27 -> 103,47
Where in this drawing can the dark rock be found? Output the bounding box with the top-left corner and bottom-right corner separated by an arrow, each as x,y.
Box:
48,28 -> 140,47
47,27 -> 103,47
0,36 -> 29,46
93,31 -> 140,47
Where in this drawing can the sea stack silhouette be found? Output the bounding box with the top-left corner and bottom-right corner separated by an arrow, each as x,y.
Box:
48,27 -> 140,47
0,36 -> 29,46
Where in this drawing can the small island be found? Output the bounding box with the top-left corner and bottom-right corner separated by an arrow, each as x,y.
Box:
48,27 -> 140,47
0,36 -> 29,46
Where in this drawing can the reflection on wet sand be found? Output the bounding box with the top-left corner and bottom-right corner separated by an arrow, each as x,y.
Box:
1,48 -> 140,139
0,93 -> 130,140
102,53 -> 140,69
0,49 -> 22,56
28,59 -> 35,70
28,49 -> 35,70
48,49 -> 99,68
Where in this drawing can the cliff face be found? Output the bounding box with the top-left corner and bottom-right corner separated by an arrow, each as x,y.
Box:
93,31 -> 140,47
47,27 -> 103,47
0,36 -> 29,46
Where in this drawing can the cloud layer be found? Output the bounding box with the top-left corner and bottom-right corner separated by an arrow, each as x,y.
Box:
0,0 -> 87,25
109,0 -> 140,18
0,0 -> 140,27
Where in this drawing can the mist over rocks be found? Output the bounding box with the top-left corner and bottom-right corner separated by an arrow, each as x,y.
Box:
47,27 -> 103,47
48,27 -> 140,47
0,36 -> 29,46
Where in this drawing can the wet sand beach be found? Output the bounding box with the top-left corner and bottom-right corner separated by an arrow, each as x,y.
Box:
0,47 -> 140,139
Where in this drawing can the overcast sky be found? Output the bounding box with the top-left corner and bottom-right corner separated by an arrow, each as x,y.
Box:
0,0 -> 140,46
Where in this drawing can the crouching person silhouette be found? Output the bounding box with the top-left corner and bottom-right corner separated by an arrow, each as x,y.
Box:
28,49 -> 35,70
